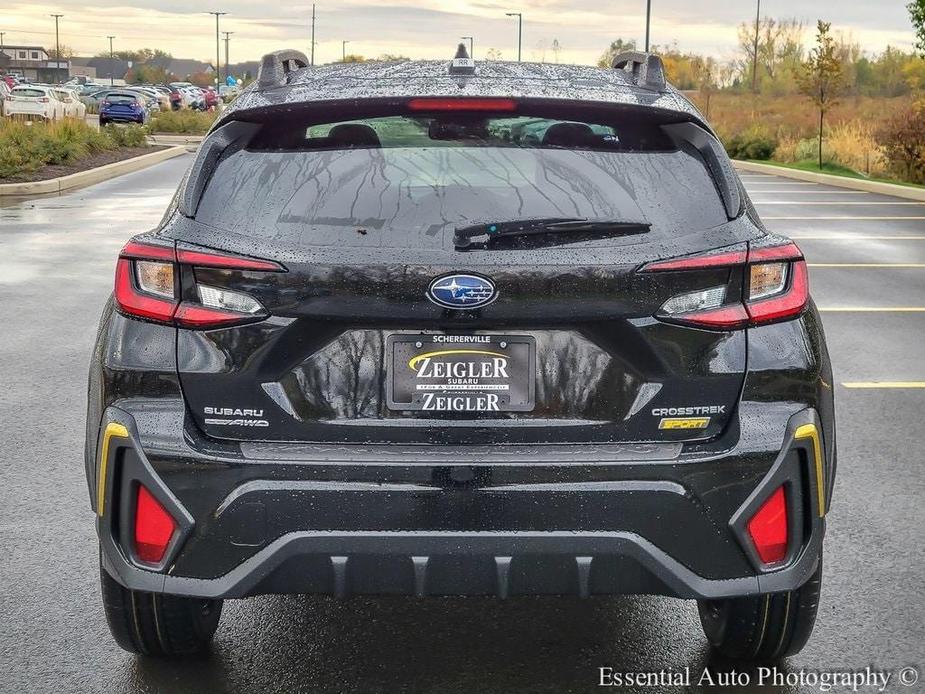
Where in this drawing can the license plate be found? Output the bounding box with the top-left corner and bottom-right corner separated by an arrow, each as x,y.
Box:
387,334 -> 535,412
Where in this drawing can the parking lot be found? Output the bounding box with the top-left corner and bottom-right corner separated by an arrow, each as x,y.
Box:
1,157 -> 923,692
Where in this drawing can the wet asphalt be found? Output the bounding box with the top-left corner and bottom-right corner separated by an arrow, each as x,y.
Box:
0,158 -> 923,693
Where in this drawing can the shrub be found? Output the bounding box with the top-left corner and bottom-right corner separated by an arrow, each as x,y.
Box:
0,117 -> 149,180
876,100 -> 925,184
723,130 -> 778,160
147,109 -> 217,134
105,124 -> 148,148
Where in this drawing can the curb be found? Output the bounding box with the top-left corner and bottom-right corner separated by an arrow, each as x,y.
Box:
733,160 -> 925,202
148,134 -> 205,152
0,146 -> 188,197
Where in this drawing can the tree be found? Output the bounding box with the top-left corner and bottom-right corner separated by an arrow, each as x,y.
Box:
45,44 -> 75,60
484,48 -> 503,61
797,21 -> 846,169
910,0 -> 925,55
339,54 -> 366,63
596,39 -> 636,68
877,99 -> 925,183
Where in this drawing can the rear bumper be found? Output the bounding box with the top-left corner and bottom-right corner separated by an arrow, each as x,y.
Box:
94,403 -> 830,601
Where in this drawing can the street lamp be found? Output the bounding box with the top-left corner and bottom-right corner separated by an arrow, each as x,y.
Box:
50,14 -> 64,83
461,36 -> 474,58
645,0 -> 652,51
107,35 -> 115,87
342,40 -> 350,62
208,12 -> 227,87
222,31 -> 233,86
505,13 -> 522,62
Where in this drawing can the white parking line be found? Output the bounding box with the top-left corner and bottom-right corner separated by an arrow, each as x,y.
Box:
756,201 -> 925,206
763,216 -> 925,220
842,382 -> 925,388
747,190 -> 870,195
807,263 -> 925,268
818,307 -> 925,312
789,235 -> 925,240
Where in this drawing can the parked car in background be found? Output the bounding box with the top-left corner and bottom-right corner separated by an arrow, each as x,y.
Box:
131,86 -> 169,112
52,87 -> 87,119
171,83 -> 206,110
4,85 -> 64,121
203,87 -> 219,111
98,91 -> 148,125
0,80 -> 10,116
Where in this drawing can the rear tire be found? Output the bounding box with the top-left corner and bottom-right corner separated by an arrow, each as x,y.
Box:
99,552 -> 222,656
697,557 -> 822,661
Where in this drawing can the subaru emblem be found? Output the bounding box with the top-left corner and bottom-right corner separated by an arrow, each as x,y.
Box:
427,273 -> 497,310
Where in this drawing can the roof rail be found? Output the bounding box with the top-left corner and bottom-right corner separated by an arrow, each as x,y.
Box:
257,49 -> 309,90
611,51 -> 666,92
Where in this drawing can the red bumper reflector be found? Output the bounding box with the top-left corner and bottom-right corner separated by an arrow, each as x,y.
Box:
408,97 -> 517,111
747,486 -> 788,565
134,485 -> 177,564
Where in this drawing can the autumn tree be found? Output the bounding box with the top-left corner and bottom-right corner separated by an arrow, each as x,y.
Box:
797,21 -> 846,169
911,0 -> 925,55
596,39 -> 637,68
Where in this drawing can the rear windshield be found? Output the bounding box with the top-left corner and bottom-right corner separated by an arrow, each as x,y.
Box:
12,88 -> 46,98
107,94 -> 138,104
195,111 -> 729,249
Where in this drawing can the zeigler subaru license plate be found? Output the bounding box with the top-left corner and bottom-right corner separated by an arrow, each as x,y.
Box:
387,334 -> 536,412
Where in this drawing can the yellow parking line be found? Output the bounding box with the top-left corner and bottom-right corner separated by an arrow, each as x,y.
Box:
818,307 -> 925,312
842,382 -> 925,388
808,263 -> 925,268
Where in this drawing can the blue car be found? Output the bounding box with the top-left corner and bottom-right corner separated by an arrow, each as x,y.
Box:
99,91 -> 147,126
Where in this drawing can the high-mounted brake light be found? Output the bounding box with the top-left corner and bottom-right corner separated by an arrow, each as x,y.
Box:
134,484 -> 177,564
747,486 -> 788,565
644,241 -> 808,330
408,98 -> 517,112
113,240 -> 283,329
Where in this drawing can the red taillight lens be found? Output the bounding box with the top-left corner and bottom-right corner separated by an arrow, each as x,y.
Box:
114,240 -> 282,328
747,486 -> 788,565
644,241 -> 808,329
134,485 -> 177,564
408,97 -> 517,111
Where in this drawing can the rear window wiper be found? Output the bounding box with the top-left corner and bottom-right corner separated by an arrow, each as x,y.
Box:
453,217 -> 651,249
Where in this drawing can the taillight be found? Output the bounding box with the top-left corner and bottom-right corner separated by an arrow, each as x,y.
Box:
134,485 -> 176,564
113,240 -> 285,329
747,486 -> 788,565
101,100 -> 109,107
39,97 -> 50,103
643,241 -> 808,330
408,97 -> 517,111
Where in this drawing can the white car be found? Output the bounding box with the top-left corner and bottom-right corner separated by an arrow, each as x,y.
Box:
52,87 -> 87,119
5,85 -> 65,121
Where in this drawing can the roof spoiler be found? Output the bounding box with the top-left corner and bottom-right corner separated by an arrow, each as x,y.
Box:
257,49 -> 309,90
611,51 -> 666,92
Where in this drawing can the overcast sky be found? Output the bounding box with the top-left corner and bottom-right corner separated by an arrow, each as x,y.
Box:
1,1 -> 917,66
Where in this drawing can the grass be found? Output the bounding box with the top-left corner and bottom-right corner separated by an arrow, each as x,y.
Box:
743,158 -> 925,189
147,109 -> 217,134
0,118 -> 149,180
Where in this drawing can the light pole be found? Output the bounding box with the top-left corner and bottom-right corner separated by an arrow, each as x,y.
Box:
107,35 -> 115,86
208,12 -> 226,88
505,12 -> 522,62
222,31 -> 233,85
310,3 -> 316,66
752,0 -> 761,92
50,14 -> 64,83
461,35 -> 473,58
342,40 -> 349,62
645,0 -> 652,51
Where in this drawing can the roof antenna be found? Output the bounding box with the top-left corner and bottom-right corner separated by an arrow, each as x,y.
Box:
448,42 -> 476,76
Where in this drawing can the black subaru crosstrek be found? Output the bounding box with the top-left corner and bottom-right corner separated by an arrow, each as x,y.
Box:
86,48 -> 835,660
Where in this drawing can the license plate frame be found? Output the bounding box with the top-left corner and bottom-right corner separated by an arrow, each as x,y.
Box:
386,333 -> 536,412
